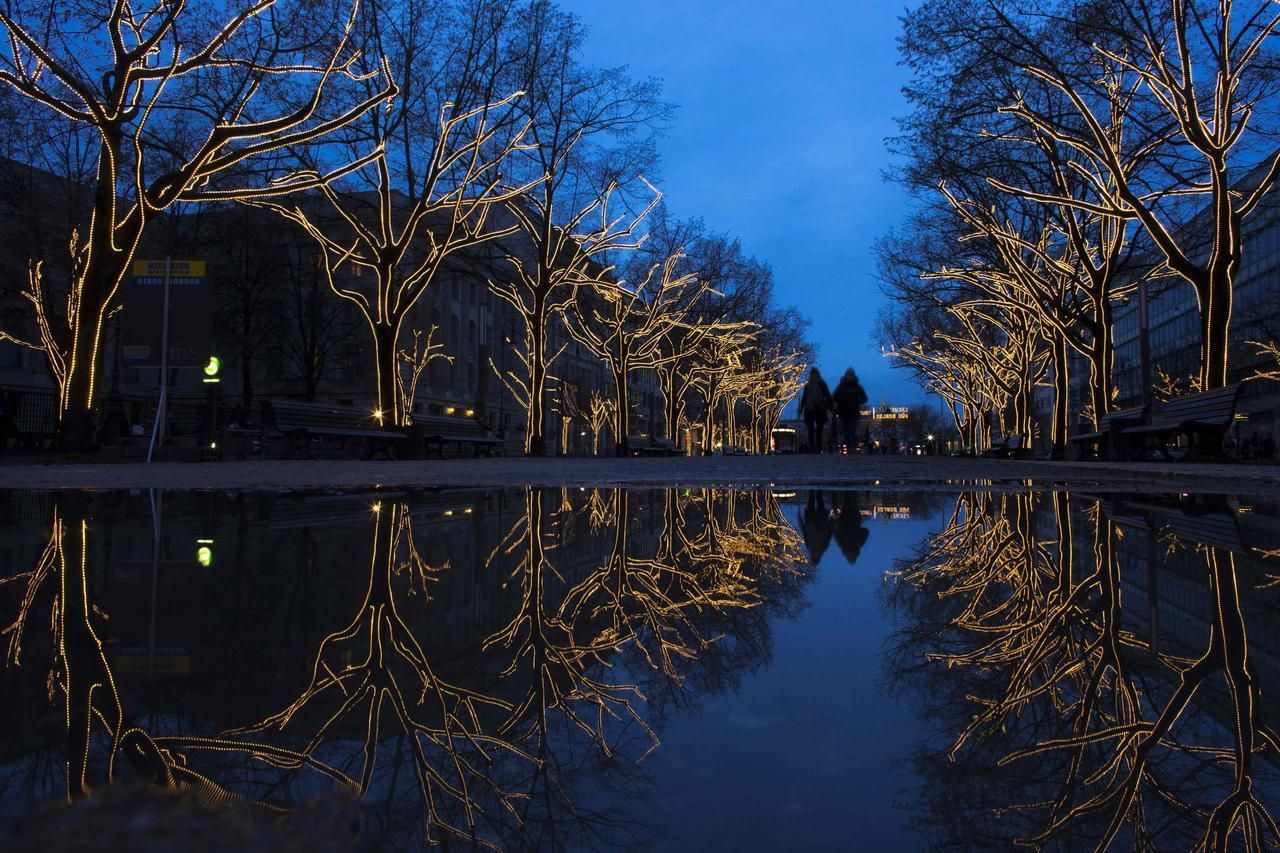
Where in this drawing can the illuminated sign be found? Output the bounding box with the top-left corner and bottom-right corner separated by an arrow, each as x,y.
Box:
121,259 -> 211,367
860,406 -> 911,421
860,505 -> 913,520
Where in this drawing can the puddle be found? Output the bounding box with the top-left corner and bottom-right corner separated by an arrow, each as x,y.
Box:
0,487 -> 1276,849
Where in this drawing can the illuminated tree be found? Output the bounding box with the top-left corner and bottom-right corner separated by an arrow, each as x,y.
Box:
902,297 -> 1046,448
484,1 -> 669,455
687,323 -> 758,453
396,324 -> 452,425
992,0 -> 1280,391
929,190 -> 1081,453
564,249 -> 712,455
0,0 -> 396,444
249,0 -> 540,426
991,76 -> 1144,424
889,336 -> 991,450
735,346 -> 807,453
488,180 -> 660,454
585,387 -> 614,456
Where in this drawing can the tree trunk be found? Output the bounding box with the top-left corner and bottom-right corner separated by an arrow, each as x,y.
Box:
373,321 -> 400,426
613,362 -> 629,457
658,366 -> 678,445
60,142 -> 139,449
526,312 -> 547,456
1050,332 -> 1068,460
1086,317 -> 1113,431
1201,265 -> 1234,391
241,311 -> 255,409
1202,171 -> 1240,391
702,392 -> 716,454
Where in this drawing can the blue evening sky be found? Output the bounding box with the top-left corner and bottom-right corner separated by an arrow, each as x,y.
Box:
558,0 -> 923,407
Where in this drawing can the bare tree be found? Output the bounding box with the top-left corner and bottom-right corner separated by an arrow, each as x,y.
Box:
984,0 -> 1280,390
0,0 -> 396,444
207,206 -> 286,409
278,244 -> 361,401
484,1 -> 669,455
565,249 -> 712,455
249,0 -> 537,426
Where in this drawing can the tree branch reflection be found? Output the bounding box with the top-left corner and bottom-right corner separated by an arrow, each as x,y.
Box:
889,491 -> 1280,850
0,487 -> 812,848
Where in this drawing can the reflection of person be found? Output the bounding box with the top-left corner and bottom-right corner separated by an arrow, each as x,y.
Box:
801,491 -> 834,564
831,492 -> 870,566
798,368 -> 833,453
833,369 -> 868,453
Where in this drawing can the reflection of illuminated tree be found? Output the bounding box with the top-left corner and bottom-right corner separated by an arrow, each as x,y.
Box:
485,487 -> 655,755
889,491 -> 1280,850
2,498 -> 344,813
230,501 -> 527,846
669,488 -> 811,671
2,487 -> 817,846
561,490 -> 758,682
482,486 -> 811,843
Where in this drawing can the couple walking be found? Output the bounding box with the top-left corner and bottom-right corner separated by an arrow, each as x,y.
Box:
799,367 -> 867,453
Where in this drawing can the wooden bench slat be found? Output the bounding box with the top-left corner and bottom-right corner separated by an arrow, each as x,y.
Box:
412,414 -> 502,458
259,400 -> 405,459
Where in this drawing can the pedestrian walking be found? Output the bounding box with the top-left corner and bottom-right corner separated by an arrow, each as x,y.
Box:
832,368 -> 868,454
798,368 -> 833,453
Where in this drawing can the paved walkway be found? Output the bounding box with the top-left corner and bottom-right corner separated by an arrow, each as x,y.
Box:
1,453 -> 1277,493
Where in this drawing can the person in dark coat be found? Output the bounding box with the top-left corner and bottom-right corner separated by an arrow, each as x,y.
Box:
798,368 -> 833,453
801,491 -> 834,565
832,368 -> 868,453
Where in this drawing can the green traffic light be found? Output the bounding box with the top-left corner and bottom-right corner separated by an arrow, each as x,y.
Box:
204,356 -> 220,377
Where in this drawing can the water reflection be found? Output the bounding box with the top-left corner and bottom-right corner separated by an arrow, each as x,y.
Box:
799,491 -> 870,566
889,491 -> 1280,850
0,487 -> 817,848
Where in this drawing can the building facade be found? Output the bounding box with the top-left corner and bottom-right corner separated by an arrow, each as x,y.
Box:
0,168 -> 662,455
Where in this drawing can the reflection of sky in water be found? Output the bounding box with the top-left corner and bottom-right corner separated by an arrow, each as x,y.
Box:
649,498 -> 938,851
6,489 -> 1280,849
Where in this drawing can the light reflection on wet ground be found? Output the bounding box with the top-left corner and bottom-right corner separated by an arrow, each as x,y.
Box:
0,487 -> 1277,850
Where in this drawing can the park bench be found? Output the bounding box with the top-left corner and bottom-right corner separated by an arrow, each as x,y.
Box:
1121,384 -> 1243,461
1067,405 -> 1148,461
1110,495 -> 1247,554
416,414 -> 502,459
260,399 -> 404,460
625,434 -> 683,457
0,389 -> 56,453
983,434 -> 1024,459
1160,506 -> 1245,554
